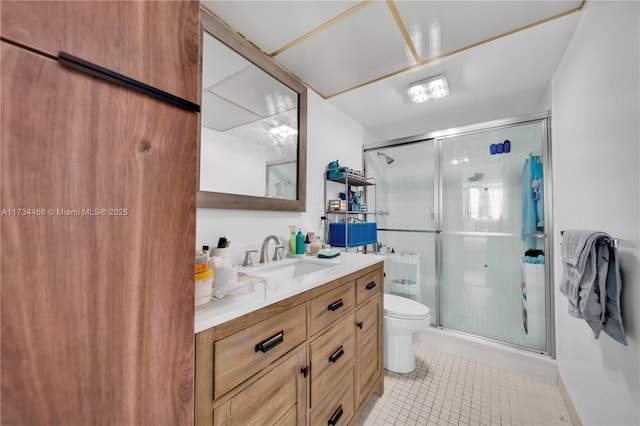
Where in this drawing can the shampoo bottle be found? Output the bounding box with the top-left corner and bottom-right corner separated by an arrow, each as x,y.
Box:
288,226 -> 297,254
296,229 -> 304,254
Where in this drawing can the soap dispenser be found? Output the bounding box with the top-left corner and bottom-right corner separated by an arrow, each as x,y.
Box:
296,229 -> 304,255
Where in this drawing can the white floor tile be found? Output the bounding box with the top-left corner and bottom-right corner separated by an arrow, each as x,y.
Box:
357,343 -> 573,426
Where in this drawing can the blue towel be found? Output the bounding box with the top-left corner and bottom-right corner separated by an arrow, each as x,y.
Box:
522,254 -> 545,264
559,230 -> 627,345
521,157 -> 544,249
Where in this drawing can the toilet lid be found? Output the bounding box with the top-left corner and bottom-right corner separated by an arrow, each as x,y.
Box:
384,293 -> 430,320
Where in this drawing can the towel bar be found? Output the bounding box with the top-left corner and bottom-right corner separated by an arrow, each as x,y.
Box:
560,230 -> 619,248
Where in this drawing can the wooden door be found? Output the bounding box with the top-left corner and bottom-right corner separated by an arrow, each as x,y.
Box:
0,2 -> 199,424
355,293 -> 383,405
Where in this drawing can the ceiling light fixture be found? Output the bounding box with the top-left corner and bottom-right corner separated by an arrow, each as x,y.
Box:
269,124 -> 297,138
407,74 -> 449,103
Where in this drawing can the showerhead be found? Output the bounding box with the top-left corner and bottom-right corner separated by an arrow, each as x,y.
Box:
377,152 -> 395,165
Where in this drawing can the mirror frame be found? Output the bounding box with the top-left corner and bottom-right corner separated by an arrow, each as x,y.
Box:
197,7 -> 307,211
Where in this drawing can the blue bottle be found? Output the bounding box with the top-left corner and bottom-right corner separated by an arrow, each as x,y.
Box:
296,229 -> 304,254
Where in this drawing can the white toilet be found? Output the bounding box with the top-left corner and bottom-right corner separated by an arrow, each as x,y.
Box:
384,293 -> 431,373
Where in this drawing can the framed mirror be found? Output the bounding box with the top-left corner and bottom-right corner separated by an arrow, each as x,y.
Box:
197,7 -> 307,211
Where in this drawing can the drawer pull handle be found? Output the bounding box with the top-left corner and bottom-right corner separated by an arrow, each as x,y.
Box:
255,330 -> 284,353
328,405 -> 343,425
301,366 -> 309,378
365,281 -> 376,290
327,299 -> 344,312
357,321 -> 364,329
328,346 -> 344,363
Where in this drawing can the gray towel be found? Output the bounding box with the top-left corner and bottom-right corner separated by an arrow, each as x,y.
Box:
559,230 -> 626,345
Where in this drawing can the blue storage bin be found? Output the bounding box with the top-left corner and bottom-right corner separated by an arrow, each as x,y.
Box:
329,222 -> 377,247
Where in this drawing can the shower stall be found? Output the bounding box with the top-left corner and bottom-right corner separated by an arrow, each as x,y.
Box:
365,115 -> 552,354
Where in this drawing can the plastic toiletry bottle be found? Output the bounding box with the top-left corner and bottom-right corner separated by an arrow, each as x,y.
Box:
304,234 -> 311,254
311,235 -> 322,255
296,229 -> 304,254
288,226 -> 297,255
197,245 -> 210,261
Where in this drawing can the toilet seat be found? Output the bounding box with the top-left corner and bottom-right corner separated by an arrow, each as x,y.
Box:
384,293 -> 430,320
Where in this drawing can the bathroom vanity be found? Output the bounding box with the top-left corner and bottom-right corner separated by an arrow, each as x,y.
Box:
194,254 -> 384,425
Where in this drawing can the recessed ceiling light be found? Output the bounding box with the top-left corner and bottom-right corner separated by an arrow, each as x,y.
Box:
407,74 -> 449,103
269,124 -> 297,138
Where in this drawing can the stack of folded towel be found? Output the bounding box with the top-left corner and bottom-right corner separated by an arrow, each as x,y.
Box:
560,230 -> 627,345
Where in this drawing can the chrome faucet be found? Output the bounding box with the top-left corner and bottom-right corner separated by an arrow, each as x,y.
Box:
259,235 -> 283,264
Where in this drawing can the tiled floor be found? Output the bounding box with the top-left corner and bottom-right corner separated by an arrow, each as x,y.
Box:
356,343 -> 572,426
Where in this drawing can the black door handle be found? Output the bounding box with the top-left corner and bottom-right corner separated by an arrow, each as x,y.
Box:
58,51 -> 200,112
365,281 -> 376,290
301,366 -> 309,378
255,330 -> 284,353
328,405 -> 343,425
329,346 -> 344,363
357,321 -> 364,329
327,299 -> 344,311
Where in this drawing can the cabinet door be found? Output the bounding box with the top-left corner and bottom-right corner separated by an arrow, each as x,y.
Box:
309,367 -> 354,426
356,293 -> 383,405
1,41 -> 197,425
1,0 -> 198,103
214,347 -> 307,426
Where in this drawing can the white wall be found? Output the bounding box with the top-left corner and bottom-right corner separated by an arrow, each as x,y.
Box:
551,1 -> 640,425
196,90 -> 379,264
200,127 -> 265,195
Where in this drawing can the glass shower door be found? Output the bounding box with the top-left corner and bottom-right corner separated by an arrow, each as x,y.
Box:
439,121 -> 547,351
364,142 -> 437,318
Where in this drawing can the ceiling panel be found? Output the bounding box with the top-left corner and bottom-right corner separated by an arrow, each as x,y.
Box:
394,0 -> 583,62
274,1 -> 415,96
210,66 -> 298,118
202,31 -> 251,90
201,92 -> 260,132
201,0 -> 359,55
199,1 -> 584,141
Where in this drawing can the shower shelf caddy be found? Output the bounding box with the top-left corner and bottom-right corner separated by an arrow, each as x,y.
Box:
324,170 -> 377,251
382,253 -> 420,301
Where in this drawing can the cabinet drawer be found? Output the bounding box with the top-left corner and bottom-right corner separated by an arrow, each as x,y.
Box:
309,367 -> 354,426
214,303 -> 306,399
310,313 -> 355,408
309,281 -> 355,336
355,268 -> 382,304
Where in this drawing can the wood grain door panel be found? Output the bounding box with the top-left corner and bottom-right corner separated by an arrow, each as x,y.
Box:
0,0 -> 199,103
356,294 -> 383,405
1,41 -> 197,425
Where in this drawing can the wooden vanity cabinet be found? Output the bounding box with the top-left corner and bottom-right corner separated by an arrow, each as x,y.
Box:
194,262 -> 384,426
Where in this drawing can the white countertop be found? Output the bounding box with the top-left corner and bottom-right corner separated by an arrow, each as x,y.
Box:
194,252 -> 383,334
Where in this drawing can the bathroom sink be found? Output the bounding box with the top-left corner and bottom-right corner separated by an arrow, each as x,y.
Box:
241,258 -> 340,295
246,258 -> 336,280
